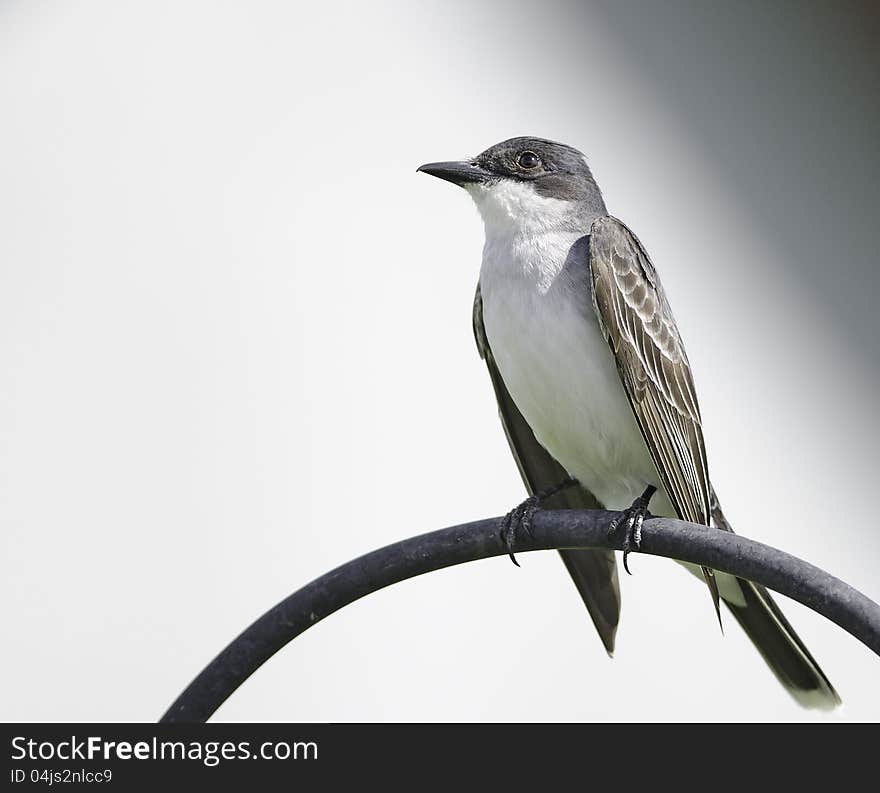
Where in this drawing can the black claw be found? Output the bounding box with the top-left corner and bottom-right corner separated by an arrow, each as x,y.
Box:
499,477 -> 580,567
608,485 -> 656,576
500,510 -> 521,566
501,501 -> 533,565
520,501 -> 539,537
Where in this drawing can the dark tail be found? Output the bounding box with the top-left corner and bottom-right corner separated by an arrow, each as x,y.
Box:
711,487 -> 840,709
723,578 -> 840,708
558,547 -> 620,655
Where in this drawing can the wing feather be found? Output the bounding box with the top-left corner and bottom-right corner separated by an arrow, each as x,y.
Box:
589,216 -> 720,615
589,216 -> 710,526
473,285 -> 621,654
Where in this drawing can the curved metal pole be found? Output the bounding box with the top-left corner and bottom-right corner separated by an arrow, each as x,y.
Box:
160,510 -> 880,722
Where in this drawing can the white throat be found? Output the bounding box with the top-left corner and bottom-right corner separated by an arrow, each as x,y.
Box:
467,180 -> 585,294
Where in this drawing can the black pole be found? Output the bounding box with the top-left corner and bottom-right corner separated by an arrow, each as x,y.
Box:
160,510 -> 880,722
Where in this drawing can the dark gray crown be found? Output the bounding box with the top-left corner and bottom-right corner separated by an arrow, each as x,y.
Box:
473,136 -> 604,205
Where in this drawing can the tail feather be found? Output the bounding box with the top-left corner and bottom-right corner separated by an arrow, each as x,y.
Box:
558,548 -> 620,655
710,487 -> 840,708
723,577 -> 840,708
545,478 -> 620,655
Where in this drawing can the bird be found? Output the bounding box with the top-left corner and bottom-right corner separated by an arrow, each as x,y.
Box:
418,136 -> 839,709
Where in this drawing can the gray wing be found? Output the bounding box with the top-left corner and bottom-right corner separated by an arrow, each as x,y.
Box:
589,215 -> 710,527
589,217 -> 839,705
473,285 -> 621,654
588,216 -> 720,614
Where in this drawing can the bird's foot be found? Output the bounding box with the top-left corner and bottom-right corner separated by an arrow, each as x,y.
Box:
607,485 -> 657,575
500,477 -> 579,567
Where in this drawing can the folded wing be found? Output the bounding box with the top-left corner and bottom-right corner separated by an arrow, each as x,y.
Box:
474,285 -> 621,654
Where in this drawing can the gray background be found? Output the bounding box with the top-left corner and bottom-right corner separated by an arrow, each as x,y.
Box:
2,0 -> 878,722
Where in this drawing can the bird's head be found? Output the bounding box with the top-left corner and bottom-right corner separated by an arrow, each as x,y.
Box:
418,136 -> 606,231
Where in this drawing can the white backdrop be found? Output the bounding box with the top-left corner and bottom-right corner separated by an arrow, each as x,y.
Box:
2,0 -> 878,722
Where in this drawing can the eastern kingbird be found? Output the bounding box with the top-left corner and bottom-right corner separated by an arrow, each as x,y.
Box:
419,136 -> 839,708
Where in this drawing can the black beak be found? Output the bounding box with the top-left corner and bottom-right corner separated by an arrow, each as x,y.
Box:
417,160 -> 492,187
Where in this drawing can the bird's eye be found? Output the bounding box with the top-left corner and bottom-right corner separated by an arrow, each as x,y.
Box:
518,151 -> 540,169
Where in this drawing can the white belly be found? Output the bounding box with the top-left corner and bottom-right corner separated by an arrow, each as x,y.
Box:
479,237 -> 672,515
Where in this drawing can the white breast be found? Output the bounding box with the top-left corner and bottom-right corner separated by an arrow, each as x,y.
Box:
472,183 -> 667,513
